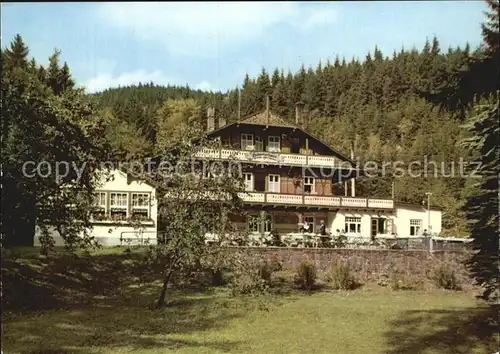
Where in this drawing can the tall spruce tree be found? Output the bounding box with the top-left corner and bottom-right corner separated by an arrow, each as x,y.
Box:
3,34 -> 29,70
460,0 -> 499,301
256,67 -> 271,109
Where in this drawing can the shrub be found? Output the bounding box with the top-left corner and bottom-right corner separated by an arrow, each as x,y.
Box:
211,268 -> 226,286
377,275 -> 389,287
432,264 -> 461,290
329,262 -> 359,290
228,254 -> 270,296
258,261 -> 273,283
230,273 -> 269,296
294,260 -> 317,290
389,269 -> 423,291
269,253 -> 283,272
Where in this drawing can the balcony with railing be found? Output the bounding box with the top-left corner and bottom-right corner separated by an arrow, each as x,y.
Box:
195,148 -> 353,169
237,192 -> 394,209
165,190 -> 394,209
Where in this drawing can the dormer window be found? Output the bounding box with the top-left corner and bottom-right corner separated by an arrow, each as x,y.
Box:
267,136 -> 280,152
241,133 -> 254,151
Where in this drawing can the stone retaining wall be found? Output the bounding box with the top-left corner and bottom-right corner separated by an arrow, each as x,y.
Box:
229,247 -> 472,284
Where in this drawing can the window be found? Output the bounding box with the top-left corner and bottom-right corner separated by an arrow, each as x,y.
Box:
110,193 -> 127,207
132,193 -> 149,207
345,217 -> 361,234
202,164 -> 214,179
243,173 -> 254,191
132,193 -> 150,220
255,136 -> 263,151
248,215 -> 259,233
264,214 -> 273,233
267,136 -> 280,152
92,192 -> 107,220
304,216 -> 315,233
304,177 -> 315,193
94,192 -> 106,207
241,133 -> 254,150
247,214 -> 272,233
410,219 -> 422,236
267,174 -> 280,193
110,193 -> 128,220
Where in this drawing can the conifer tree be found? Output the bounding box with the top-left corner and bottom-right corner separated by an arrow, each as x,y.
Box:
460,0 -> 499,301
4,34 -> 29,69
60,62 -> 75,91
256,67 -> 271,109
293,64 -> 307,104
271,67 -> 281,88
47,49 -> 64,95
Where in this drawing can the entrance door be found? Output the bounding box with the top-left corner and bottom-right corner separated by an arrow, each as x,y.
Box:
268,175 -> 280,193
371,217 -> 386,239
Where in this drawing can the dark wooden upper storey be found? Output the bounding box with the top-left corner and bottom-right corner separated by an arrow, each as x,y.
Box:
206,108 -> 355,166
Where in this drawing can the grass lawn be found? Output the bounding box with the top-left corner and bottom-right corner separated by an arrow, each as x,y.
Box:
2,248 -> 498,354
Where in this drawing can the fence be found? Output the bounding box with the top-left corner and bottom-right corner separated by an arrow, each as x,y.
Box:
200,232 -> 472,251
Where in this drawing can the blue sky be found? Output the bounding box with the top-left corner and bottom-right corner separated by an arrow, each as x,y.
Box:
2,1 -> 488,93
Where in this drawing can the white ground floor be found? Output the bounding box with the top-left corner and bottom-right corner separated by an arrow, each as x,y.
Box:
230,203 -> 442,240
34,222 -> 158,247
33,204 -> 441,247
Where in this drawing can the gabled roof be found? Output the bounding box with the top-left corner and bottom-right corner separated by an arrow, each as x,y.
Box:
239,110 -> 297,128
208,109 -> 355,165
99,168 -> 156,189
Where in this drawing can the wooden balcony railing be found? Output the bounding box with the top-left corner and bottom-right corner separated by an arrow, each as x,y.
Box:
195,148 -> 353,169
237,192 -> 394,209
165,191 -> 394,209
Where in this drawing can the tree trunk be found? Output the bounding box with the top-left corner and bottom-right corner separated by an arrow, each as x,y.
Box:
157,270 -> 173,308
3,193 -> 36,247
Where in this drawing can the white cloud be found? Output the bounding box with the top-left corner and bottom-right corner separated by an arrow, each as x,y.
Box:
194,81 -> 218,92
83,69 -> 172,93
98,2 -> 338,58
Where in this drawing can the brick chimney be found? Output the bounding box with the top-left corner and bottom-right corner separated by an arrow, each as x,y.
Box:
218,116 -> 226,129
207,107 -> 215,132
295,102 -> 304,126
266,96 -> 270,124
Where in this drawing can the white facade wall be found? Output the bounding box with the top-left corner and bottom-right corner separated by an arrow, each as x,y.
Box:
326,204 -> 442,239
328,210 -> 387,239
393,205 -> 442,237
34,170 -> 158,247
